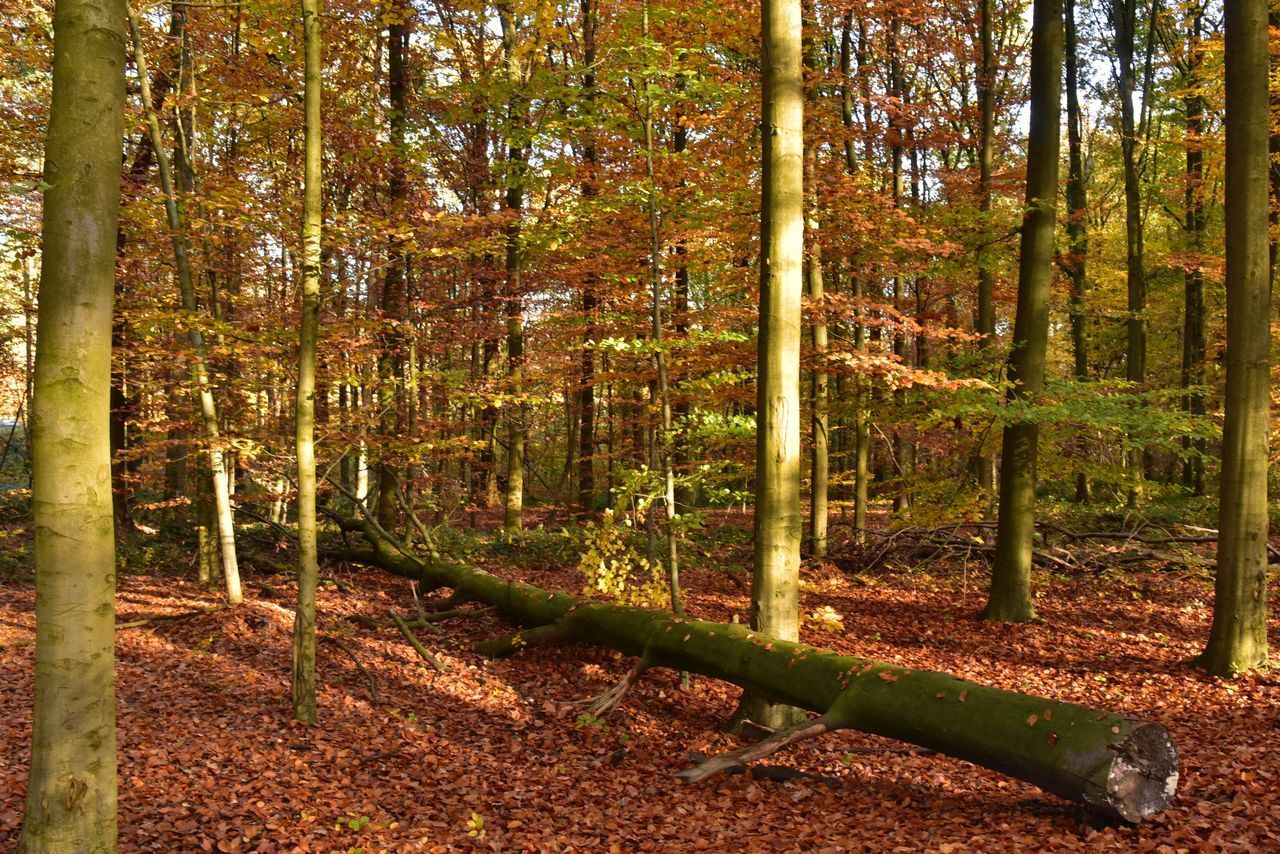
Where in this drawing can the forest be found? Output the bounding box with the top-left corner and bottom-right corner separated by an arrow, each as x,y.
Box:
0,0 -> 1277,848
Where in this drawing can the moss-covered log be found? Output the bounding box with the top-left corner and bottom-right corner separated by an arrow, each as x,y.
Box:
339,519 -> 1177,822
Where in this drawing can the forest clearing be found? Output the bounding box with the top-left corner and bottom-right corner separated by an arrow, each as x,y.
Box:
1,0 -> 1278,848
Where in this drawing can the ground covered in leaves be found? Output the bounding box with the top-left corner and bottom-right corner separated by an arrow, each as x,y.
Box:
2,514 -> 1279,851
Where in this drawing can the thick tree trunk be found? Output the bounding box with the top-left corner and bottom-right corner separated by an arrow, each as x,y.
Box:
20,0 -> 126,848
291,0 -> 324,724
984,0 -> 1062,623
342,519 -> 1179,823
1197,0 -> 1271,677
750,0 -> 806,729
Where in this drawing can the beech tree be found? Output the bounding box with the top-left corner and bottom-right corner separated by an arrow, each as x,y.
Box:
1196,0 -> 1270,676
292,0 -> 324,724
20,0 -> 126,848
747,0 -> 805,729
982,0 -> 1062,622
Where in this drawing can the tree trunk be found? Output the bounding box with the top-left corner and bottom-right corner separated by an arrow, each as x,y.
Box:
749,0 -> 805,729
1065,0 -> 1091,503
804,9 -> 828,559
126,3 -> 241,606
641,0 -> 684,614
983,0 -> 1062,623
376,1 -> 410,530
974,0 -> 997,504
1197,0 -> 1271,676
341,518 -> 1179,824
20,0 -> 125,848
500,3 -> 526,532
840,14 -> 869,544
291,0 -> 324,724
578,0 -> 598,516
1110,0 -> 1147,504
1180,12 -> 1207,496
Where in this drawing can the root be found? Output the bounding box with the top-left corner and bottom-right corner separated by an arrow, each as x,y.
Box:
319,634 -> 380,702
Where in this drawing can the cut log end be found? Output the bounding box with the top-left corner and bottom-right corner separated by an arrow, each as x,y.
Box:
1103,723 -> 1179,823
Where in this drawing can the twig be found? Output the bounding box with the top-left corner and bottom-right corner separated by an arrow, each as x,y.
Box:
390,610 -> 447,672
116,605 -> 226,630
319,635 -> 380,703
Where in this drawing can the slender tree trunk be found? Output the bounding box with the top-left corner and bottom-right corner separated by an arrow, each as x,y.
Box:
975,0 -> 997,502
19,0 -> 125,848
888,17 -> 911,514
500,3 -> 526,531
641,0 -> 684,614
983,0 -> 1062,623
840,14 -> 869,544
376,2 -> 410,530
1181,12 -> 1207,496
292,0 -> 324,724
1197,0 -> 1270,676
577,0 -> 598,515
127,3 -> 241,605
1110,0 -> 1147,504
745,0 -> 805,729
803,8 -> 828,558
1065,0 -> 1091,503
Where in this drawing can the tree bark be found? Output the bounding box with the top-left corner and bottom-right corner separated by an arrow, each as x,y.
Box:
292,0 -> 324,724
984,0 -> 1062,623
1197,0 -> 1271,676
341,518 -> 1179,824
20,0 -> 125,848
749,0 -> 806,729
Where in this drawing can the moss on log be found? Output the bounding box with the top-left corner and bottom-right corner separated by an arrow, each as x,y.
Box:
339,519 -> 1177,822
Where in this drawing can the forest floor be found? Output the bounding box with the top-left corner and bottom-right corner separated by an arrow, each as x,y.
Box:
1,509 -> 1279,852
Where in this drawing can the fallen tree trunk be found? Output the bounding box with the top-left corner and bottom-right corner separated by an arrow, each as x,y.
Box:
337,518 -> 1177,822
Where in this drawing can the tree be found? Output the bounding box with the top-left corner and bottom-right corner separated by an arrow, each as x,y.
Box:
20,0 -> 126,848
292,0 -> 324,724
376,0 -> 410,530
983,0 -> 1062,623
803,3 -> 828,559
125,2 -> 242,607
747,0 -> 805,729
1107,0 -> 1155,502
344,517 -> 1180,824
1064,0 -> 1091,502
500,1 -> 527,532
1196,0 -> 1270,676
